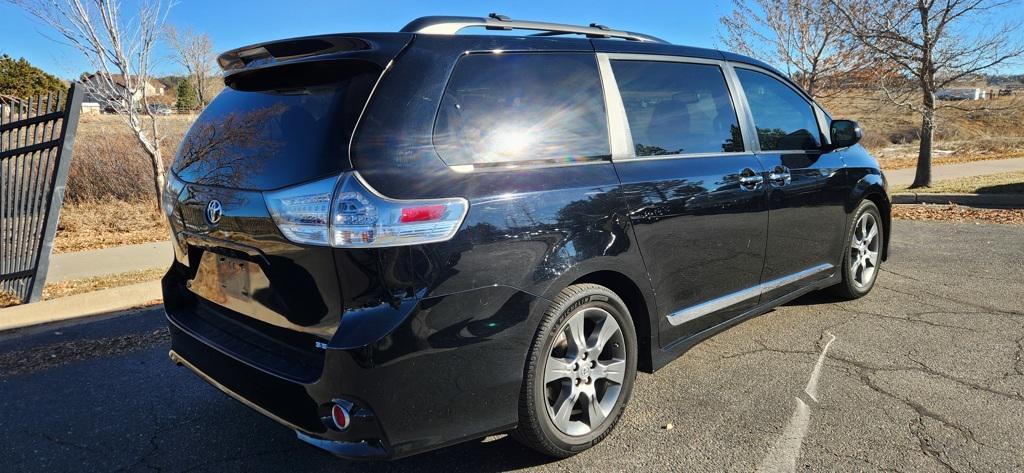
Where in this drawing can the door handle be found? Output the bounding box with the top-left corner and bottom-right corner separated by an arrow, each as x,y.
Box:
769,165 -> 791,187
738,168 -> 763,191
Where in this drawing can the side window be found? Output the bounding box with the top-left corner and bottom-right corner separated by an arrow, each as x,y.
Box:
734,68 -> 821,151
610,60 -> 743,157
433,53 -> 609,165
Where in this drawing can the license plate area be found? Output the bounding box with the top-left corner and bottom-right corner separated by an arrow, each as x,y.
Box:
185,251 -> 289,327
188,252 -> 255,304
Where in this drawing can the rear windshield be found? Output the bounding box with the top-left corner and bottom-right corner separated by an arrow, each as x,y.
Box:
433,53 -> 609,166
172,61 -> 380,190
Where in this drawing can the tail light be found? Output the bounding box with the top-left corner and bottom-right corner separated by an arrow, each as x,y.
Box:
264,172 -> 469,248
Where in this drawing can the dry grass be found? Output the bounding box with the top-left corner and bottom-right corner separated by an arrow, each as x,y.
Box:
893,171 -> 1024,194
41,268 -> 165,300
873,145 -> 1024,170
55,115 -> 187,253
820,95 -> 1024,171
68,114 -> 194,203
0,327 -> 169,379
876,153 -> 1023,171
893,203 -> 1024,225
0,267 -> 165,308
0,291 -> 21,308
54,199 -> 168,253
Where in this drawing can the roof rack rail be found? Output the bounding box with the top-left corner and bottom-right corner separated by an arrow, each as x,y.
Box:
400,14 -> 667,43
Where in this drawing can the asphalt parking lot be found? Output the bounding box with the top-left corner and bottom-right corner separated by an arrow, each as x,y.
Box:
1,220 -> 1021,472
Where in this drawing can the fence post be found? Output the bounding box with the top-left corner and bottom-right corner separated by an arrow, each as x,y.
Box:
26,83 -> 83,302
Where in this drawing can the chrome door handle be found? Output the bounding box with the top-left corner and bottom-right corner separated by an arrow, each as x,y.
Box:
738,168 -> 764,191
769,165 -> 791,187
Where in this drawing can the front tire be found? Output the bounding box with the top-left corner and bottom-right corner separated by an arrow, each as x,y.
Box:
831,200 -> 883,299
512,283 -> 638,458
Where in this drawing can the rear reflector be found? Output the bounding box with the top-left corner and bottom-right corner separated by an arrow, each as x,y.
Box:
331,403 -> 350,431
400,204 -> 446,223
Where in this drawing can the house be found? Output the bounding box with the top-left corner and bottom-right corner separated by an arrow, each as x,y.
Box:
937,88 -> 986,100
937,87 -> 983,100
80,73 -> 167,111
80,102 -> 101,115
937,75 -> 994,101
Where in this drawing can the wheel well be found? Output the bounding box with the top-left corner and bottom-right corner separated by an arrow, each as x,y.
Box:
863,193 -> 891,261
571,271 -> 654,373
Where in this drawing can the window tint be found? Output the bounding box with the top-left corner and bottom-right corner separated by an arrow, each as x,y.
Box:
173,62 -> 380,190
433,53 -> 609,165
610,60 -> 743,157
734,68 -> 821,151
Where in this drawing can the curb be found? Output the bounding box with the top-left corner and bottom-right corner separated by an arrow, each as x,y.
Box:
892,193 -> 1024,208
0,280 -> 162,332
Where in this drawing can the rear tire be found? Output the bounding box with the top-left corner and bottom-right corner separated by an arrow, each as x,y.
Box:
830,200 -> 883,300
512,283 -> 638,458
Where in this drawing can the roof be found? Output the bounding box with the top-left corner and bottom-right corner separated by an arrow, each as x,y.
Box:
82,73 -> 166,91
213,14 -> 798,94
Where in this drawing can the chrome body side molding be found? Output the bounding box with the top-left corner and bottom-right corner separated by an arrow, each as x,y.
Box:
666,263 -> 834,326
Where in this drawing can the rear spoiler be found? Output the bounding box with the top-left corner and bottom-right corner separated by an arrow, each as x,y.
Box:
217,33 -> 412,76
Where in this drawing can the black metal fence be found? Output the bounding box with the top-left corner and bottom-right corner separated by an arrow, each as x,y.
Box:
0,84 -> 83,304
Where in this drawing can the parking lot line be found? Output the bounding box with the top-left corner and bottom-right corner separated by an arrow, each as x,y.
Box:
757,332 -> 837,473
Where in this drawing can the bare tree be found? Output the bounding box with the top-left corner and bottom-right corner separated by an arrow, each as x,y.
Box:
164,24 -> 216,107
9,0 -> 172,208
719,0 -> 868,98
828,0 -> 1024,188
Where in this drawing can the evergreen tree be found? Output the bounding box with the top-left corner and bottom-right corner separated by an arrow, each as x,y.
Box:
175,79 -> 197,112
0,54 -> 65,98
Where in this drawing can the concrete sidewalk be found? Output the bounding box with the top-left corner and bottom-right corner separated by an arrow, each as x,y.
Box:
1,241 -> 170,332
885,157 -> 1024,187
0,281 -> 161,331
48,241 -> 172,283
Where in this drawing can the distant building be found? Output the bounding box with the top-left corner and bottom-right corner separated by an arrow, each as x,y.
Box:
80,73 -> 167,112
80,102 -> 101,115
936,88 -> 986,101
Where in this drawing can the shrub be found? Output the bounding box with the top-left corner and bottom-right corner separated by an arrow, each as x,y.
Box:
66,115 -> 193,203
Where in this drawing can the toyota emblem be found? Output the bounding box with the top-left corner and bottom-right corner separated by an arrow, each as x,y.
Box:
206,199 -> 223,225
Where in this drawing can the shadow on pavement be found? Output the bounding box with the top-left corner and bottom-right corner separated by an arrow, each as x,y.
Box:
164,388 -> 555,472
782,289 -> 841,307
975,182 -> 1024,198
0,308 -> 559,472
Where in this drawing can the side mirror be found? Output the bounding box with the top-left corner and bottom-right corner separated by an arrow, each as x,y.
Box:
829,119 -> 862,149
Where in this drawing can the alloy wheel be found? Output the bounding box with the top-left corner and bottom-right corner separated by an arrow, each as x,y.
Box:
543,307 -> 627,436
849,212 -> 880,288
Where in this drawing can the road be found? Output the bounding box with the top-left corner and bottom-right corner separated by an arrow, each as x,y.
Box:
1,220 -> 1022,472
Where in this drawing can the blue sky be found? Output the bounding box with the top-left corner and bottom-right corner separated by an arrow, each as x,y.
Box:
0,0 -> 734,79
2,1 -> 1021,79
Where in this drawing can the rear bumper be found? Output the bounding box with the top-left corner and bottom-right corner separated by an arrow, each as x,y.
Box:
168,349 -> 388,459
166,318 -> 392,458
165,283 -> 545,460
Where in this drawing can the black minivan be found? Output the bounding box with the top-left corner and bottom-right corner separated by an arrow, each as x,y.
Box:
162,15 -> 890,460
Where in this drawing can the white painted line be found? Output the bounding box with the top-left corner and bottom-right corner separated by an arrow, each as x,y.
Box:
804,332 -> 837,403
756,332 -> 837,473
756,397 -> 811,473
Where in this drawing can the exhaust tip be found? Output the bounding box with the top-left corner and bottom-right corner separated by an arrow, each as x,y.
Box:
168,350 -> 183,366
